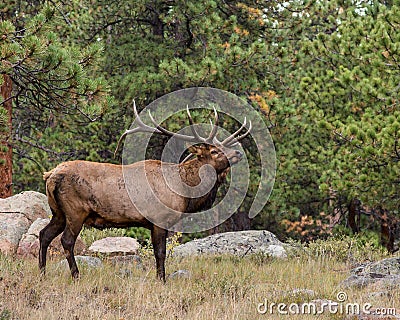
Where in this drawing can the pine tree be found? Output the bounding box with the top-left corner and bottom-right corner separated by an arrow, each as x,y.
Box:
0,74 -> 12,197
0,2 -> 107,196
269,0 -> 400,248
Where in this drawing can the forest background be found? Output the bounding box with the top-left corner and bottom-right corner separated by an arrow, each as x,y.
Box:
1,0 -> 399,250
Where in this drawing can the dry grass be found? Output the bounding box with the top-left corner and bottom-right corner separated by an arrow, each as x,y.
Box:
0,244 -> 399,320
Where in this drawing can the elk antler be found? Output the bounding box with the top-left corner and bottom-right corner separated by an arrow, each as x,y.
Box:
114,101 -> 251,158
220,118 -> 252,147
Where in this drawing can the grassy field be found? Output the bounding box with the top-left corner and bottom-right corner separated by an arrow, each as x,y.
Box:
0,236 -> 398,320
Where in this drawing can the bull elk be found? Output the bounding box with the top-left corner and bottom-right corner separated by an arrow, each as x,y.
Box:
39,103 -> 251,281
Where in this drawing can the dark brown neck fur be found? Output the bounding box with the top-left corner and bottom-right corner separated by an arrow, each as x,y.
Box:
178,158 -> 228,213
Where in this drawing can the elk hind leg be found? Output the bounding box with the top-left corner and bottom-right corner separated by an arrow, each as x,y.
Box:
39,209 -> 66,275
151,226 -> 167,282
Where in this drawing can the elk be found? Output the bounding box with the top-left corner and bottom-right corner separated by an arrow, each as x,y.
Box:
39,104 -> 251,282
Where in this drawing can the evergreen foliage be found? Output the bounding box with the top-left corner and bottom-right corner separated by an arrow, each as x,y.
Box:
269,1 -> 400,241
1,1 -> 109,190
1,0 -> 399,245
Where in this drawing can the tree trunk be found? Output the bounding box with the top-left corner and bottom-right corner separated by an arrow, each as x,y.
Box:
208,210 -> 251,235
0,74 -> 13,198
378,208 -> 398,253
348,198 -> 360,233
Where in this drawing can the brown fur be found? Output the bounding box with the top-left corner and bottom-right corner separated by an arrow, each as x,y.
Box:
39,144 -> 242,282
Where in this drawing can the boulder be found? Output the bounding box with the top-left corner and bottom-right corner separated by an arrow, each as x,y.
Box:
341,257 -> 400,289
362,257 -> 400,275
58,255 -> 103,269
16,218 -> 48,258
17,218 -> 87,258
0,191 -> 51,222
0,191 -> 51,255
89,237 -> 140,255
172,230 -> 287,258
0,212 -> 31,255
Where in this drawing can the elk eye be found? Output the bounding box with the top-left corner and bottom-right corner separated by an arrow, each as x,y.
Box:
210,150 -> 218,155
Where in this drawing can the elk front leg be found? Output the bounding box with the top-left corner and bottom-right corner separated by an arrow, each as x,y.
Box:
151,226 -> 167,282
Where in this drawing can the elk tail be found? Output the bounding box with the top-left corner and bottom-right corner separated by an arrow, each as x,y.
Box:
43,169 -> 55,181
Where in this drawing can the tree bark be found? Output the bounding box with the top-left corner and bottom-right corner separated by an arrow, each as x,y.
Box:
208,210 -> 251,235
348,198 -> 360,233
378,208 -> 398,253
0,74 -> 13,198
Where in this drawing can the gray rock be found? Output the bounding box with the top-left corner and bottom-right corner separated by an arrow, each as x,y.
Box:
341,257 -> 400,288
0,191 -> 51,255
340,274 -> 377,288
362,257 -> 400,275
290,288 -> 317,296
26,217 -> 50,235
172,230 -> 287,258
367,291 -> 389,299
263,244 -> 287,258
58,255 -> 102,269
168,269 -> 191,279
89,237 -> 140,255
16,218 -> 49,258
108,254 -> 142,266
108,255 -> 143,270
0,212 -> 31,254
0,191 -> 51,222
